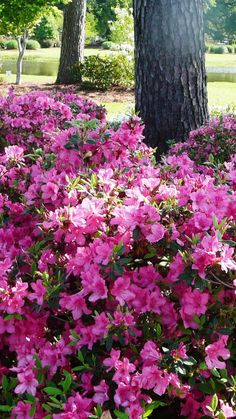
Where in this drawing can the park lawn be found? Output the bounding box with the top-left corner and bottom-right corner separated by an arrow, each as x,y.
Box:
1,49 -> 236,68
0,47 -> 109,62
0,74 -> 55,84
206,53 -> 236,68
104,82 -> 236,118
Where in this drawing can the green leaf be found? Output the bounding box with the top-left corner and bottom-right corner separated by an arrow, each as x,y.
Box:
25,394 -> 36,403
211,394 -> 218,413
211,368 -> 221,378
114,262 -> 124,275
156,323 -> 162,338
77,350 -> 84,364
29,404 -> 36,417
2,375 -> 8,392
0,406 -> 12,412
59,370 -> 72,393
43,387 -> 62,396
183,357 -> 197,366
143,401 -> 167,417
218,411 -> 226,419
33,354 -> 42,369
72,365 -> 87,372
114,410 -> 129,419
113,242 -> 125,256
42,403 -> 52,413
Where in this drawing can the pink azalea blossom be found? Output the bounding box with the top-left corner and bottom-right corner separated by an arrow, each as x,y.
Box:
205,335 -> 230,369
15,369 -> 38,396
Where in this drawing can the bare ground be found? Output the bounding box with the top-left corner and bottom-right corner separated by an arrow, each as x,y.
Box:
0,83 -> 134,105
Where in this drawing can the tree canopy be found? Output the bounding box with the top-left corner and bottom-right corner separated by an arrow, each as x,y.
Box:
0,0 -> 67,36
87,0 -> 132,36
204,0 -> 236,42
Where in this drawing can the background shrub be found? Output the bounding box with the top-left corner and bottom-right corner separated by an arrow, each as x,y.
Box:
227,44 -> 235,53
210,44 -> 228,53
101,40 -> 117,50
0,36 -> 7,49
26,39 -> 41,50
5,39 -> 18,50
40,38 -> 54,48
74,54 -> 134,89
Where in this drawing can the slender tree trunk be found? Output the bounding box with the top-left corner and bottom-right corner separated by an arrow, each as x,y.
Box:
16,34 -> 27,85
133,0 -> 209,155
56,0 -> 87,84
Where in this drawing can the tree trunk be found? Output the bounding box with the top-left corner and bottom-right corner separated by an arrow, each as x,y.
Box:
56,0 -> 87,84
133,0 -> 209,155
16,34 -> 27,85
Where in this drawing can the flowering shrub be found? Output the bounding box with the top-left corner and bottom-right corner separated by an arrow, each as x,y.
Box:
0,90 -> 235,419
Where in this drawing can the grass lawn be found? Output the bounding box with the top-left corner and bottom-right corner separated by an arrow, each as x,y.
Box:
0,74 -> 55,84
1,48 -> 236,68
0,47 -> 109,62
206,53 -> 236,68
104,82 -> 236,118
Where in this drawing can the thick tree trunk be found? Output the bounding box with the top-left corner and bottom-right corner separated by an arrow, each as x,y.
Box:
16,34 -> 27,85
56,0 -> 87,84
133,0 -> 209,155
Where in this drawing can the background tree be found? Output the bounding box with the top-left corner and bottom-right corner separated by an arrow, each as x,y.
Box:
33,7 -> 63,47
0,0 -> 67,85
204,0 -> 236,42
87,0 -> 131,37
133,0 -> 209,155
56,0 -> 87,84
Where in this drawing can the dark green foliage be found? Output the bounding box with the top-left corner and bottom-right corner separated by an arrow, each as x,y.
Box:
73,54 -> 134,89
204,0 -> 236,42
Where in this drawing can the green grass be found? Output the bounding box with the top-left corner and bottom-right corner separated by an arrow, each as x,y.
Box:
0,47 -> 109,62
104,82 -> 236,118
0,74 -> 55,84
208,81 -> 236,107
0,49 -> 236,67
206,53 -> 236,68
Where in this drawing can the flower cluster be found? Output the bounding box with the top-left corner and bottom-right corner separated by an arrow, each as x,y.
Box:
0,90 -> 235,419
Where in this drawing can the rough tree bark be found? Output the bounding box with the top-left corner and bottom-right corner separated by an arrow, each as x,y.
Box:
133,0 -> 209,154
56,0 -> 87,84
16,33 -> 28,85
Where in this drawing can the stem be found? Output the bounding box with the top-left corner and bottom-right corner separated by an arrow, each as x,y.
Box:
16,33 -> 28,85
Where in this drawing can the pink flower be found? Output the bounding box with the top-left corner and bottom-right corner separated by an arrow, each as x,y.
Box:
171,342 -> 188,360
103,349 -> 121,371
146,223 -> 165,243
28,279 -> 47,305
12,401 -> 31,419
205,335 -> 230,369
93,380 -> 109,404
15,369 -> 38,396
140,366 -> 169,396
5,145 -> 24,163
140,341 -> 162,365
220,400 -> 235,418
111,276 -> 135,306
41,181 -> 59,203
180,288 -> 209,329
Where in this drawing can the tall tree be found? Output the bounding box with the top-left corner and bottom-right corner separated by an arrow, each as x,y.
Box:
56,0 -> 87,84
133,0 -> 209,154
0,0 -> 67,85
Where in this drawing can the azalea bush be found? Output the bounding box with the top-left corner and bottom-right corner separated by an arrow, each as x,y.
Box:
0,90 -> 235,419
